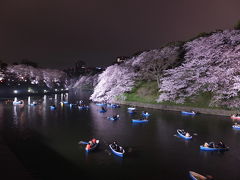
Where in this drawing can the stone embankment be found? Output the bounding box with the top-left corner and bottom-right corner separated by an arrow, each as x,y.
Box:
114,101 -> 235,116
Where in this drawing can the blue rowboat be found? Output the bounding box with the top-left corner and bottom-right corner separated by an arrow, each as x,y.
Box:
85,140 -> 99,152
50,106 -> 56,110
128,107 -> 136,111
177,129 -> 192,140
200,145 -> 229,151
107,104 -> 120,108
99,110 -> 107,113
181,111 -> 196,115
109,144 -> 125,157
142,112 -> 150,117
13,101 -> 23,105
107,116 -> 119,121
232,124 -> 240,130
132,119 -> 149,123
96,103 -> 106,106
78,106 -> 89,110
189,171 -> 207,180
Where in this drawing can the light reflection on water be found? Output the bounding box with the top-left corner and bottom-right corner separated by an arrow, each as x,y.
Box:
0,91 -> 240,179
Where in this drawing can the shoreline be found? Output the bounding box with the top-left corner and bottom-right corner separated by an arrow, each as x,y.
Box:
114,100 -> 235,117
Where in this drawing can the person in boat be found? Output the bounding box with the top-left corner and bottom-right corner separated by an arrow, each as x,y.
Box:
89,140 -> 93,147
208,142 -> 215,148
204,142 -> 209,147
101,106 -> 106,111
217,141 -> 225,148
86,143 -> 91,150
92,138 -> 97,144
181,129 -> 186,135
185,132 -> 190,137
235,114 -> 240,117
113,141 -> 118,150
119,146 -> 123,153
51,104 -> 56,108
112,114 -> 119,120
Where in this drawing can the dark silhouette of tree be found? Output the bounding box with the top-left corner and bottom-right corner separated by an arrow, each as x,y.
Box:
234,20 -> 240,30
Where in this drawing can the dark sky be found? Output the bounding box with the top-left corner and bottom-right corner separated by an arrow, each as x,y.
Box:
0,0 -> 240,69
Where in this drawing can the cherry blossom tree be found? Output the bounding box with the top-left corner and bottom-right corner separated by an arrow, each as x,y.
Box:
158,30 -> 240,108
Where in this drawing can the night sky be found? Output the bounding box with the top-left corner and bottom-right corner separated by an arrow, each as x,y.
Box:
0,0 -> 240,69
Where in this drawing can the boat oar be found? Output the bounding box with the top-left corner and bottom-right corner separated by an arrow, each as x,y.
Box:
78,141 -> 88,145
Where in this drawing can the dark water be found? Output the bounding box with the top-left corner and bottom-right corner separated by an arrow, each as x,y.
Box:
0,91 -> 239,180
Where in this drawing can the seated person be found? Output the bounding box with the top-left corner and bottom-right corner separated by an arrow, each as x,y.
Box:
204,142 -> 209,147
217,141 -> 225,148
208,142 -> 215,148
185,132 -> 190,137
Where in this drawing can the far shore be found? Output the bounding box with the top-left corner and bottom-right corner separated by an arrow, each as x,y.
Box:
113,100 -> 235,117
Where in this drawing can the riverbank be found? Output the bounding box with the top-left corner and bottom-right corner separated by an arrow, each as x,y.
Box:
114,100 -> 235,116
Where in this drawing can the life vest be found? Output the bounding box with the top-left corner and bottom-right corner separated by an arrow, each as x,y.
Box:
92,139 -> 96,144
86,144 -> 91,150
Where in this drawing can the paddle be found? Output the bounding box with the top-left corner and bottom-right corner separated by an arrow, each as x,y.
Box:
78,141 -> 88,145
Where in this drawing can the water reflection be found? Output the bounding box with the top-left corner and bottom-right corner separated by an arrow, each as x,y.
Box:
0,92 -> 239,179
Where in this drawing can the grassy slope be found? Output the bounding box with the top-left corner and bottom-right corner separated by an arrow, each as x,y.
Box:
123,81 -> 220,109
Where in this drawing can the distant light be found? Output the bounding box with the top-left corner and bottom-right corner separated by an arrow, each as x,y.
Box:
13,90 -> 18,94
28,89 -> 31,93
61,89 -> 64,91
65,88 -> 69,90
55,89 -> 58,91
44,90 -> 47,93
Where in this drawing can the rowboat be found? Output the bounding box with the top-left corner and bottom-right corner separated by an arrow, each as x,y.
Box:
109,144 -> 125,157
189,171 -> 207,180
181,111 -> 196,115
85,140 -> 99,152
132,119 -> 149,123
232,124 -> 240,130
200,145 -> 229,151
231,114 -> 240,120
107,116 -> 119,120
107,104 -> 120,108
99,109 -> 107,113
177,129 -> 192,140
96,103 -> 106,106
13,100 -> 23,105
78,106 -> 89,110
128,107 -> 136,111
